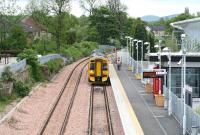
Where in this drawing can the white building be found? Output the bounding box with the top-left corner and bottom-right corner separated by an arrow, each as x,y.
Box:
171,17 -> 200,51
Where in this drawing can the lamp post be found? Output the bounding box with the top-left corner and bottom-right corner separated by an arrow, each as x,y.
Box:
181,34 -> 187,135
144,42 -> 150,83
138,40 -> 143,82
131,38 -> 135,72
136,40 -> 139,75
154,41 -> 162,94
125,36 -> 131,65
162,47 -> 172,115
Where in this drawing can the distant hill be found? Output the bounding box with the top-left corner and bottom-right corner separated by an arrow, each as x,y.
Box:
141,14 -> 179,22
141,15 -> 160,22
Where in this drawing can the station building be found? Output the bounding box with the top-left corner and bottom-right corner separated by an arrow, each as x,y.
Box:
147,52 -> 200,108
147,17 -> 200,108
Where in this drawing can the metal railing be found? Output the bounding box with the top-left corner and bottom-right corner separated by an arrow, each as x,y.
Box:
171,92 -> 200,134
38,54 -> 63,64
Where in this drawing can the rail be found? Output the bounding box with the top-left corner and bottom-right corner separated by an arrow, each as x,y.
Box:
38,58 -> 88,135
88,86 -> 113,135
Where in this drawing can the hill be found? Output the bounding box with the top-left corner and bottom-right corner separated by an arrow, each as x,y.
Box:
141,14 -> 179,22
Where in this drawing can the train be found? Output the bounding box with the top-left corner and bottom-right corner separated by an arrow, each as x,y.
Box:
88,56 -> 110,85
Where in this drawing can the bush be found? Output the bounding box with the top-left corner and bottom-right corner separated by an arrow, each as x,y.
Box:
13,81 -> 30,97
32,40 -> 57,55
45,58 -> 63,74
61,41 -> 97,61
17,49 -> 44,81
1,67 -> 15,82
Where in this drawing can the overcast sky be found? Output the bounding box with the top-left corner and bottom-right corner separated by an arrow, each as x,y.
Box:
17,0 -> 200,17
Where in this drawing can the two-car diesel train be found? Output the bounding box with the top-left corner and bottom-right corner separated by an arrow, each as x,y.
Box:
88,56 -> 110,85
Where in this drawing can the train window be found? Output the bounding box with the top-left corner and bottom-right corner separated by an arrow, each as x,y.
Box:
102,63 -> 107,70
90,63 -> 95,70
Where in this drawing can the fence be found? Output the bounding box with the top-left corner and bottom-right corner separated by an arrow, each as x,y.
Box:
171,92 -> 200,134
120,50 -> 142,73
38,54 -> 63,64
0,54 -> 64,77
0,59 -> 27,76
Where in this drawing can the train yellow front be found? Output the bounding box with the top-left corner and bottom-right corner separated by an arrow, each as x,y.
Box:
88,56 -> 110,85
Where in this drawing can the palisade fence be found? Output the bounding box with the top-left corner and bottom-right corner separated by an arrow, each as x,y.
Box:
0,54 -> 63,77
171,92 -> 200,134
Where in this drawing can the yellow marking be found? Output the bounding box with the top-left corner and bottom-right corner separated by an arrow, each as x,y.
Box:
110,64 -> 144,135
96,61 -> 101,76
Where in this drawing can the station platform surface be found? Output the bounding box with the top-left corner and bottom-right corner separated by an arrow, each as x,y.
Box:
112,62 -> 183,135
109,64 -> 144,135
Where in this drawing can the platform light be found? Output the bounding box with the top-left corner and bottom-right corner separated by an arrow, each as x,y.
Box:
162,47 -> 172,115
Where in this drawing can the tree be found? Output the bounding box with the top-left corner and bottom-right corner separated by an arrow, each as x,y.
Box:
107,0 -> 126,13
79,0 -> 100,15
0,0 -> 20,51
89,6 -> 119,44
7,26 -> 27,50
184,7 -> 190,14
42,0 -> 71,53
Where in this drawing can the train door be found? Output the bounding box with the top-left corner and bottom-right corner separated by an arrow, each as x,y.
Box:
95,60 -> 102,77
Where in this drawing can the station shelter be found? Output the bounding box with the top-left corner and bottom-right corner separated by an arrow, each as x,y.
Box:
147,52 -> 200,109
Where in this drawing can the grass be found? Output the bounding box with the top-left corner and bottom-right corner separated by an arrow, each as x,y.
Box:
0,94 -> 20,112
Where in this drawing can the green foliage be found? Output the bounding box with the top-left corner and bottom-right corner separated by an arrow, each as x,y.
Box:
45,58 -> 63,74
0,93 -> 19,112
17,49 -> 43,81
61,41 -> 97,61
6,26 -> 28,50
1,67 -> 15,82
89,6 -> 120,44
31,40 -> 57,55
13,81 -> 30,97
164,38 -> 179,52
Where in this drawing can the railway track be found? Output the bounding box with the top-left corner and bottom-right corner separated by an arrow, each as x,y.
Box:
88,86 -> 114,135
38,59 -> 88,135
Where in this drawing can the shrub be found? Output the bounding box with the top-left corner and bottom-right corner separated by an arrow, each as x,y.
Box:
17,49 -> 43,81
13,81 -> 30,97
61,41 -> 97,61
1,67 -> 15,82
45,58 -> 63,74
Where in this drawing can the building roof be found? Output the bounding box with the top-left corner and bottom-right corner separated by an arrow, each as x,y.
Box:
170,17 -> 200,29
20,17 -> 47,32
148,25 -> 166,31
146,52 -> 200,62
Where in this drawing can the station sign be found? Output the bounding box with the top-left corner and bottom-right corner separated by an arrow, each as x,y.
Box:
143,72 -> 157,78
143,69 -> 167,78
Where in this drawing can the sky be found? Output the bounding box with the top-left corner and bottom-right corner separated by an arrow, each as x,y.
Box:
17,0 -> 200,17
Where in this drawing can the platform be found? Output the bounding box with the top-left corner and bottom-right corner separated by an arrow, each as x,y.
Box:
109,64 -> 144,135
109,51 -> 183,135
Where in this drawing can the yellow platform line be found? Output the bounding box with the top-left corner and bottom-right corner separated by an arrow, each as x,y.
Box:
109,64 -> 144,135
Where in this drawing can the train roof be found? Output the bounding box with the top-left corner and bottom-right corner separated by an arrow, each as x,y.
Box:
90,56 -> 108,61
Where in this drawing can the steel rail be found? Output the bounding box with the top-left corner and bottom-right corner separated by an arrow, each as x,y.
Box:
38,58 -> 88,135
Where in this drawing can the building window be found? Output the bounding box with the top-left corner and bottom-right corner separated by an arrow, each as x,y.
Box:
170,67 -> 200,98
